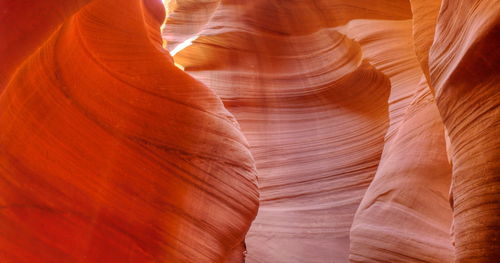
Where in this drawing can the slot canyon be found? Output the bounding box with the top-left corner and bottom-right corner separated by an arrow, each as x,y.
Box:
0,0 -> 498,262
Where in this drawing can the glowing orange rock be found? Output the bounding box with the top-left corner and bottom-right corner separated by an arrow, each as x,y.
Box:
0,0 -> 92,88
0,0 -> 258,262
1,0 -> 498,262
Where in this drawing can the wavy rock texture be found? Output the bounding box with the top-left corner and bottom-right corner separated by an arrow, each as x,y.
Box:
429,0 -> 500,261
162,0 -> 219,51
174,29 -> 391,263
337,19 -> 455,262
336,19 -> 424,144
166,0 -> 498,262
0,0 -> 258,262
2,0 -> 498,262
409,0 -> 441,84
167,1 -> 420,262
350,78 -> 454,263
0,0 -> 92,88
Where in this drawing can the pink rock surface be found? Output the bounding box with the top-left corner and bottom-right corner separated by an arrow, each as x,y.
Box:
166,0 -> 498,262
429,0 -> 500,261
1,0 -> 498,262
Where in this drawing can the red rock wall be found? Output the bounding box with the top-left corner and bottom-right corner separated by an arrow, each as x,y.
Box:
429,0 -> 500,261
1,0 -> 498,262
0,0 -> 258,262
0,0 -> 92,88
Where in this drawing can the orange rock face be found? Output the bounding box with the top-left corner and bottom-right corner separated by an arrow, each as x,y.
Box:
1,0 -> 257,262
428,0 -> 500,261
1,0 -> 498,262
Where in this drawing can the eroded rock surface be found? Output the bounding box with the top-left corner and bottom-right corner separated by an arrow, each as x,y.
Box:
1,0 -> 498,262
166,0 -> 498,262
0,1 -> 258,262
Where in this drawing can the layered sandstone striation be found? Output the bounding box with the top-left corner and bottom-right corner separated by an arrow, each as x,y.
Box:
1,0 -> 498,262
167,1 -> 412,261
428,0 -> 500,261
0,0 -> 258,262
166,0 -> 498,262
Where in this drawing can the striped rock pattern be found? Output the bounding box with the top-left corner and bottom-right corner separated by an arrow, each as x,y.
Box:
165,0 -> 498,262
0,0 -> 258,262
1,0 -> 498,262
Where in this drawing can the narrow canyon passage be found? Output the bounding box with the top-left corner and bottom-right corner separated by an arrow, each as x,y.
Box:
0,0 -> 498,262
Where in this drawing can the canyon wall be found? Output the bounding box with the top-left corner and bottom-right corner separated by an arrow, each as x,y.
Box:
0,0 -> 498,262
0,1 -> 258,262
166,0 -> 498,262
